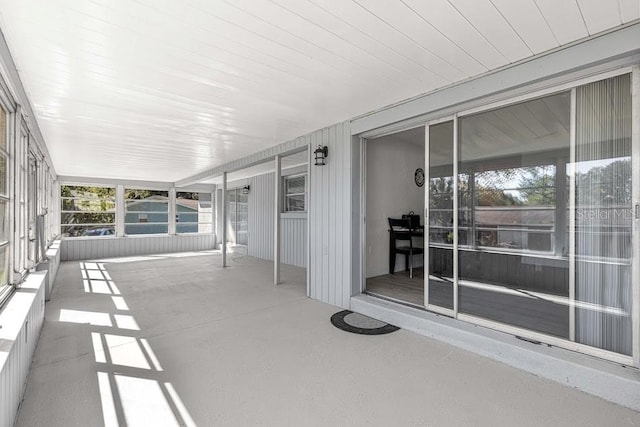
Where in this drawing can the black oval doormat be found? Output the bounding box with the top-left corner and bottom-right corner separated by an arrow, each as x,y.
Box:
330,310 -> 399,335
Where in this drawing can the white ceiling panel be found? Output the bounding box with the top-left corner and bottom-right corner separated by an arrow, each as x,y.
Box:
207,0 -> 410,90
0,0 -> 633,183
448,0 -> 532,62
354,0 -> 487,76
401,0 -> 508,69
270,0 -> 448,86
490,0 -> 559,53
534,0 -> 589,45
311,0 -> 465,83
619,0 -> 640,23
577,0 -> 623,34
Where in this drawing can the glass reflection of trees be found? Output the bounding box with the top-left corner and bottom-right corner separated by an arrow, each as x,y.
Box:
429,156 -> 632,259
430,163 -> 559,252
575,157 -> 632,260
429,176 -> 454,244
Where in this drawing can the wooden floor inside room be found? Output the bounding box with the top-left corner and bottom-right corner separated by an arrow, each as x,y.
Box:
366,268 -> 425,307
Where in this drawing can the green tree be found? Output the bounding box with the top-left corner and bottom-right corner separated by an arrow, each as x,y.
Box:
124,189 -> 154,200
575,159 -> 631,205
61,185 -> 115,236
517,166 -> 556,206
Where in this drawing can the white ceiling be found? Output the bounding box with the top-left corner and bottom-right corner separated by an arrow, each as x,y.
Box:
0,0 -> 637,183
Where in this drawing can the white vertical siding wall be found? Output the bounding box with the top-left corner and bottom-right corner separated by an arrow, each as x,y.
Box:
281,216 -> 307,267
247,172 -> 307,267
60,234 -> 216,261
36,239 -> 61,301
308,122 -> 352,308
0,271 -> 46,427
248,172 -> 275,261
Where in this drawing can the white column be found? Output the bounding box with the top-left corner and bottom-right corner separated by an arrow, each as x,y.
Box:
214,185 -> 222,238
274,155 -> 281,285
115,185 -> 125,237
168,188 -> 176,235
222,172 -> 227,267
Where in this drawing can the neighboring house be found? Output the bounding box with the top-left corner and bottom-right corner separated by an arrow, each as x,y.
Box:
125,196 -> 199,234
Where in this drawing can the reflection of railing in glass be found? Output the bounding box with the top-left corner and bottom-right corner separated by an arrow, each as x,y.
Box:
430,164 -> 559,254
429,176 -> 454,246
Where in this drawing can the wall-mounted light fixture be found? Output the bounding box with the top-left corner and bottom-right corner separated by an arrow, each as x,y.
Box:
314,145 -> 328,166
242,185 -> 250,195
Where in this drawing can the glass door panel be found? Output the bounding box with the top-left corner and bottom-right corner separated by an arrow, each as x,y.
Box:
226,188 -> 249,246
227,190 -> 237,243
457,91 -> 571,338
427,121 -> 454,311
235,193 -> 248,245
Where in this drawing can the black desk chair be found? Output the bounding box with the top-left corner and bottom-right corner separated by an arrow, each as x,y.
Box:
388,217 -> 424,278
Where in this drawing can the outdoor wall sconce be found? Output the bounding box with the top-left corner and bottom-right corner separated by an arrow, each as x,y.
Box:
242,185 -> 250,195
314,145 -> 328,166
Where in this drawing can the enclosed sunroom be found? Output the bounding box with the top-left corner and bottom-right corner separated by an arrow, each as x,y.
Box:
0,1 -> 639,426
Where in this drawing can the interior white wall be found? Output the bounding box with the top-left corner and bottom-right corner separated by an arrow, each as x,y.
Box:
365,134 -> 425,278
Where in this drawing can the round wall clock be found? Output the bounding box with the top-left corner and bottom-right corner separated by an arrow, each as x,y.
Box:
414,168 -> 425,187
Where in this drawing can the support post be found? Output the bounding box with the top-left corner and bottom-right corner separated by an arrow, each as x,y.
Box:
274,155 -> 281,284
115,185 -> 125,237
168,188 -> 176,235
222,172 -> 227,267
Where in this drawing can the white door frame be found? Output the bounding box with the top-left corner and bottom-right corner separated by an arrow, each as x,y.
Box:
425,116 -> 457,317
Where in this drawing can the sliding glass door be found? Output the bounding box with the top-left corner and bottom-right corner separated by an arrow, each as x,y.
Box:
421,72 -> 636,361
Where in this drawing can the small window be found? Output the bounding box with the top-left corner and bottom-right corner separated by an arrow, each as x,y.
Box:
124,189 -> 169,235
284,175 -> 306,212
60,185 -> 116,237
176,192 -> 213,234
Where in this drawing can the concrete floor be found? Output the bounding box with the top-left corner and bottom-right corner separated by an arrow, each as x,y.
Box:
16,251 -> 640,427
